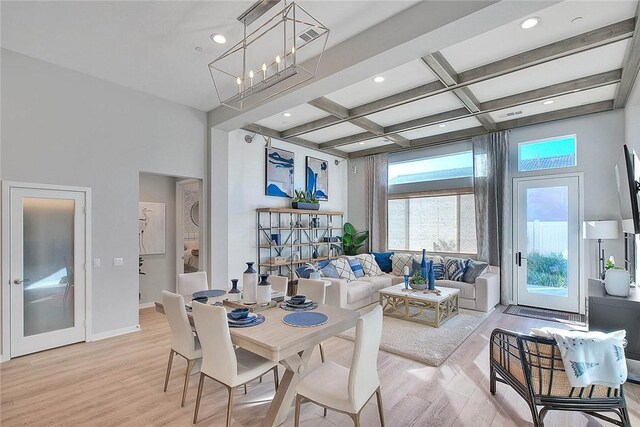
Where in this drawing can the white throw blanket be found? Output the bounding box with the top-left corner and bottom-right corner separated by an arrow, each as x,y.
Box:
530,327 -> 627,388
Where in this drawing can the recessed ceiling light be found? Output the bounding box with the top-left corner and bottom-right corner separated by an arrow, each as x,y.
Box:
373,76 -> 385,83
194,46 -> 203,54
211,33 -> 227,44
543,100 -> 555,105
359,142 -> 365,145
520,17 -> 540,29
438,124 -> 446,128
282,112 -> 291,117
571,16 -> 584,24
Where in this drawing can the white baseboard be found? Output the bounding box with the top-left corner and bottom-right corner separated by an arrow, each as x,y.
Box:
0,353 -> 8,363
89,325 -> 140,341
138,302 -> 155,309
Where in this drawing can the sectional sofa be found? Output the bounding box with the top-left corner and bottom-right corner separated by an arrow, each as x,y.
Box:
323,254 -> 500,313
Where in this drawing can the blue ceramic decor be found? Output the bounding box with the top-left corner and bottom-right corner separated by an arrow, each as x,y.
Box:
428,260 -> 436,290
404,274 -> 410,290
270,233 -> 280,245
228,308 -> 250,320
421,249 -> 428,282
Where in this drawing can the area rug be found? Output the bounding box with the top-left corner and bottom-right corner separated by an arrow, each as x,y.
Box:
504,304 -> 586,327
337,305 -> 490,367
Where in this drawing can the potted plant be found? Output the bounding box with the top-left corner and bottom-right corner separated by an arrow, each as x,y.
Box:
292,189 -> 320,211
334,222 -> 369,256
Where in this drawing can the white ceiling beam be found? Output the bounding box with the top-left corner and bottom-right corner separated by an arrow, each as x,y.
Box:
614,3 -> 640,108
241,124 -> 347,158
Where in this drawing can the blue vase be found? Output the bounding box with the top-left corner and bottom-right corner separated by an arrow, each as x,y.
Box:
421,249 -> 428,283
428,260 -> 435,290
403,274 -> 410,290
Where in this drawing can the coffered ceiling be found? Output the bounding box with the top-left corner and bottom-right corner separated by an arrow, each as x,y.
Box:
249,0 -> 640,158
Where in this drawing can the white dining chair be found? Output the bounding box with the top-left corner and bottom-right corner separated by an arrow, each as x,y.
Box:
297,278 -> 328,362
161,291 -> 203,407
294,305 -> 384,427
191,303 -> 279,426
268,275 -> 288,295
177,271 -> 209,297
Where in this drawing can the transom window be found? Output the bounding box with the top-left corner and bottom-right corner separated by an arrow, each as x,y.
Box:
518,135 -> 577,172
388,151 -> 473,185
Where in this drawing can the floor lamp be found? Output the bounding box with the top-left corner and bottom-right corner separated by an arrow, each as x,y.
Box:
583,220 -> 620,278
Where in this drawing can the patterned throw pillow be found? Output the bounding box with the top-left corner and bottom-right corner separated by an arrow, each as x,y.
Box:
444,257 -> 470,282
296,266 -> 313,279
320,262 -> 340,279
333,258 -> 357,282
432,261 -> 445,280
355,254 -> 384,277
391,253 -> 414,276
372,252 -> 394,273
463,259 -> 488,283
348,257 -> 365,278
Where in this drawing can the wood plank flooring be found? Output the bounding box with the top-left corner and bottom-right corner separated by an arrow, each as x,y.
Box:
1,306 -> 638,426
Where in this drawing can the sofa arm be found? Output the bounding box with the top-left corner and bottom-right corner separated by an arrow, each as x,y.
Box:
475,269 -> 500,312
324,277 -> 349,308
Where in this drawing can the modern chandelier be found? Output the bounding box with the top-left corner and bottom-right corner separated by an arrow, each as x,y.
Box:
209,0 -> 329,110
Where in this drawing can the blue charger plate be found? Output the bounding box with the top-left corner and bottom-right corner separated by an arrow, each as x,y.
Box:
193,289 -> 226,299
282,312 -> 328,328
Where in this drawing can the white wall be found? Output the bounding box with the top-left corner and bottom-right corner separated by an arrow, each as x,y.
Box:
138,173 -> 176,305
624,70 -> 640,283
1,49 -> 207,351
210,129 -> 348,288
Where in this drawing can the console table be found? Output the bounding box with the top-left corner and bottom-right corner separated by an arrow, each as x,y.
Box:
588,278 -> 640,383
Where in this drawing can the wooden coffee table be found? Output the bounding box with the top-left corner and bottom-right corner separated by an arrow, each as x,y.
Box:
379,284 -> 459,327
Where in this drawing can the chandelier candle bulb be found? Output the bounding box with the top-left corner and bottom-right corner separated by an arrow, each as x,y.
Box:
262,63 -> 267,80
236,76 -> 242,93
249,70 -> 254,86
275,55 -> 281,72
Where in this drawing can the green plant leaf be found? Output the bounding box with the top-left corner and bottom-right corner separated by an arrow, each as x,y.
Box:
344,222 -> 356,235
342,234 -> 353,246
353,233 -> 368,245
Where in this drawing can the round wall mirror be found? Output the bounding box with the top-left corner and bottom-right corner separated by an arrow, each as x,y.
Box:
190,201 -> 199,227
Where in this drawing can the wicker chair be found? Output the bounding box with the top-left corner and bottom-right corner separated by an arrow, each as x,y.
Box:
489,328 -> 631,427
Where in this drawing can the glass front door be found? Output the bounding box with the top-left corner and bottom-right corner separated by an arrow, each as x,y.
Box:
514,176 -> 580,312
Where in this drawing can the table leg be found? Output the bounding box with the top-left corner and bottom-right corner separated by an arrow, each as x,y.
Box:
262,348 -> 314,426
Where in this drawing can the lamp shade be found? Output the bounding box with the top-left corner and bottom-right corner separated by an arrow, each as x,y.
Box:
583,220 -> 619,240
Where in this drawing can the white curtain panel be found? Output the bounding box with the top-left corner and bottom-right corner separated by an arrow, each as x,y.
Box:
366,153 -> 388,252
473,131 -> 511,304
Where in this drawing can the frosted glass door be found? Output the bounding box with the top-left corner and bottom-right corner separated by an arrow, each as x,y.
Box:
10,187 -> 86,357
514,177 -> 580,313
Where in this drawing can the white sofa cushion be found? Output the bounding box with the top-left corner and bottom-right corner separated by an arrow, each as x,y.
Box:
347,281 -> 374,304
354,254 -> 384,277
437,279 -> 476,299
360,275 -> 395,292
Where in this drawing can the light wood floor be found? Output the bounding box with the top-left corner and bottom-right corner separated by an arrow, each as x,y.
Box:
1,306 -> 638,426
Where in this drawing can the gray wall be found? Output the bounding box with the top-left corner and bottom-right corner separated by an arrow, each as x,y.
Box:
1,49 -> 207,349
624,70 -> 640,282
139,173 -> 176,304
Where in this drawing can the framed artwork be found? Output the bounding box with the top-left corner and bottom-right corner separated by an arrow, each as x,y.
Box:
139,202 -> 166,255
265,147 -> 294,198
306,156 -> 328,201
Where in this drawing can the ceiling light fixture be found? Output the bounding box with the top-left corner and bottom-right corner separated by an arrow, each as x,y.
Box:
373,76 -> 385,83
282,112 -> 292,117
209,0 -> 329,110
520,17 -> 540,29
211,33 -> 227,44
194,47 -> 203,54
543,100 -> 555,105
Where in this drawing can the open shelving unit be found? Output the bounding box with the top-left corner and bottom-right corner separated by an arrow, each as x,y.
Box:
256,207 -> 343,275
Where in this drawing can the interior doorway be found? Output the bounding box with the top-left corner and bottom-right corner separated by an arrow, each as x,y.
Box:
176,179 -> 203,276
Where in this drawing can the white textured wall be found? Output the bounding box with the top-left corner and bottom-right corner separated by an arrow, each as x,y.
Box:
210,129 -> 348,288
1,49 -> 207,347
138,173 -> 176,305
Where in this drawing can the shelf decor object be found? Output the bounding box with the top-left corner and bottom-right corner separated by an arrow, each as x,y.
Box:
228,279 -> 241,301
257,274 -> 272,305
208,0 -> 329,110
583,220 -> 619,278
256,207 -> 343,276
604,268 -> 631,297
243,262 -> 258,304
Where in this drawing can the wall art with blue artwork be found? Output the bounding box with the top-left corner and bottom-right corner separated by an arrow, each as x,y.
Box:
305,156 -> 328,201
265,147 -> 295,198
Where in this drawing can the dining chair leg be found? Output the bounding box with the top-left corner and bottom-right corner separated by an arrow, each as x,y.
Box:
323,408 -> 327,417
192,373 -> 205,424
182,359 -> 194,407
319,343 -> 325,363
164,350 -> 175,392
226,385 -> 235,427
352,411 -> 361,427
375,387 -> 385,427
272,366 -> 279,390
243,384 -> 247,395
259,375 -> 263,383
294,394 -> 303,427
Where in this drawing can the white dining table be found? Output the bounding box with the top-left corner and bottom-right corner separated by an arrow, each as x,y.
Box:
155,301 -> 359,426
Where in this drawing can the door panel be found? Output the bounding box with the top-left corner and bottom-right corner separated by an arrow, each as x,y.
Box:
514,177 -> 580,312
10,187 -> 86,356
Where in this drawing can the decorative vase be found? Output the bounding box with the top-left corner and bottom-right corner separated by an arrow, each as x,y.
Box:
604,269 -> 630,297
428,260 -> 435,290
292,201 -> 320,210
404,274 -> 410,290
312,248 -> 319,259
409,279 -> 427,291
242,262 -> 258,304
421,249 -> 428,284
270,233 -> 280,246
228,279 -> 241,301
257,274 -> 272,305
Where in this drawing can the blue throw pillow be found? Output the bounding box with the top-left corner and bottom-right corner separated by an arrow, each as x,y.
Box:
411,259 -> 424,276
445,258 -> 469,282
432,262 -> 445,280
317,259 -> 331,269
372,252 -> 394,273
348,258 -> 365,278
320,262 -> 340,279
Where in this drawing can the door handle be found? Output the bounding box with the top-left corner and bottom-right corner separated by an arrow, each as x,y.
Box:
13,279 -> 23,285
